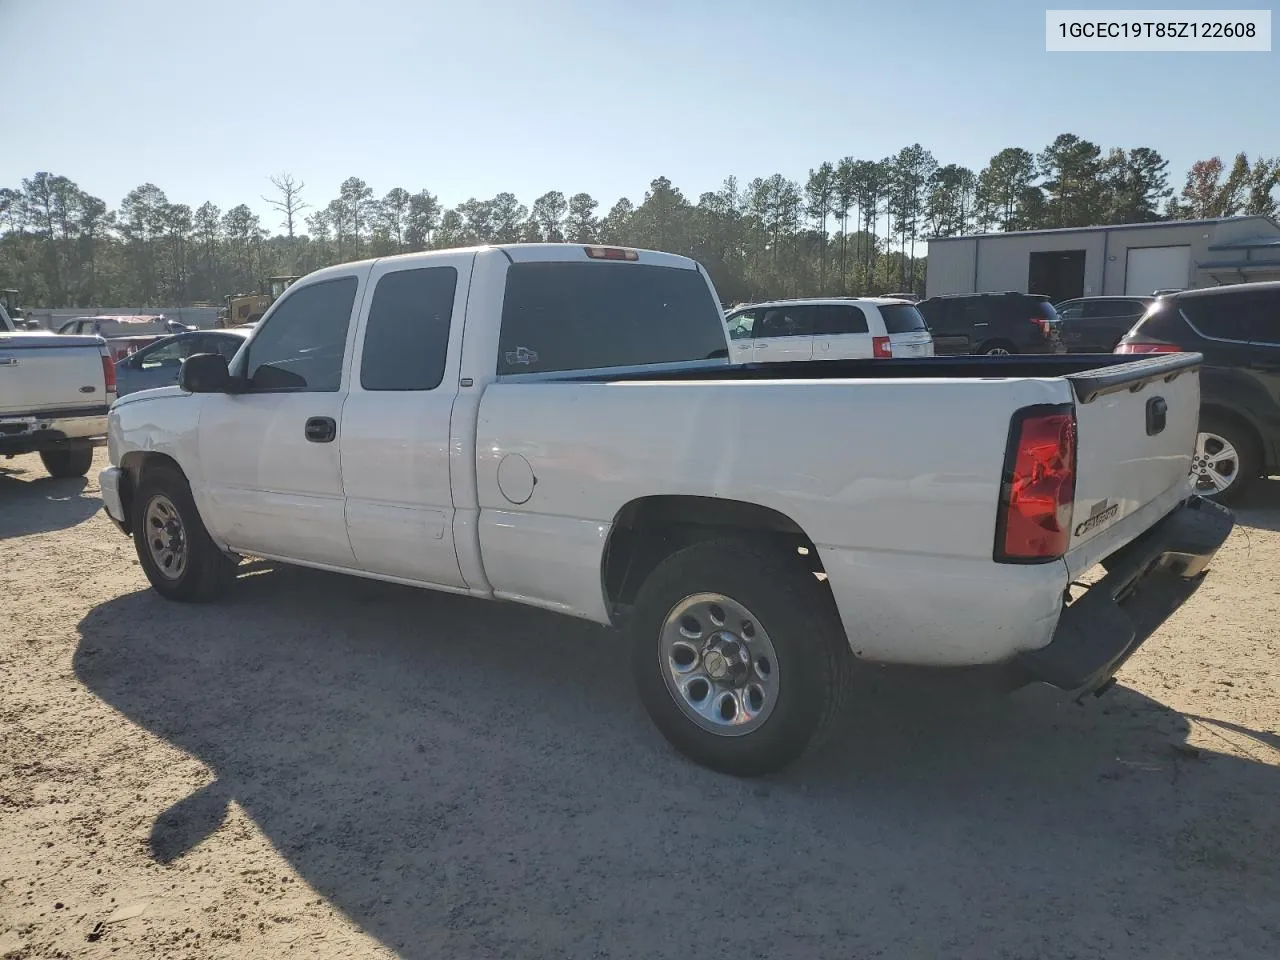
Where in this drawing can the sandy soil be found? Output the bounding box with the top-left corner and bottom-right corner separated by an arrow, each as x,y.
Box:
2,449 -> 1279,960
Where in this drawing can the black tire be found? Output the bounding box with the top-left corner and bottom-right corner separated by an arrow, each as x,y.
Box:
1193,411 -> 1261,505
977,340 -> 1016,356
132,464 -> 236,602
40,445 -> 93,478
630,537 -> 853,776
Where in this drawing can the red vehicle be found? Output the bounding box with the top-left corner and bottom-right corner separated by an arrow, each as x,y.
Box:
56,315 -> 195,362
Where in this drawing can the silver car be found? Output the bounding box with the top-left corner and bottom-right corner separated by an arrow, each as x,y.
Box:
114,330 -> 249,397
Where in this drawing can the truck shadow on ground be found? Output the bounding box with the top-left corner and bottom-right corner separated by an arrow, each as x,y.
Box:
0,469 -> 101,539
1231,477 -> 1280,532
74,564 -> 1280,959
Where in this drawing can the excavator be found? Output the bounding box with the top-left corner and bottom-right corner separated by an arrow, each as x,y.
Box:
214,276 -> 300,328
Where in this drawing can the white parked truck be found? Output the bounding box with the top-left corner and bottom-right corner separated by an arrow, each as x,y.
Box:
1,303 -> 115,477
98,243 -> 1233,775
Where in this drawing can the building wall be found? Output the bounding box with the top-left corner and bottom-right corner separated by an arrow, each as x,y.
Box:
925,217 -> 1280,299
1098,224 -> 1213,294
923,240 -> 976,297
977,231 -> 1107,296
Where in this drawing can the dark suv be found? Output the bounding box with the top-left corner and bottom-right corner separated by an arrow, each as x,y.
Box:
916,292 -> 1062,356
1054,296 -> 1154,353
1116,281 -> 1280,503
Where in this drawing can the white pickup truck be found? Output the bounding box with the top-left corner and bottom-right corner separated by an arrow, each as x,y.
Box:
1,303 -> 115,477
98,243 -> 1234,775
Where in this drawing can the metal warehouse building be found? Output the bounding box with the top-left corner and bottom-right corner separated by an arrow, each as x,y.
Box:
925,215 -> 1280,303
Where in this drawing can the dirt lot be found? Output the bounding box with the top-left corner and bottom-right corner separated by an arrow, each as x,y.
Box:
2,449 -> 1279,960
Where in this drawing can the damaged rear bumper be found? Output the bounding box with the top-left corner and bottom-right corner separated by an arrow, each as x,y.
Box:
1016,495 -> 1234,694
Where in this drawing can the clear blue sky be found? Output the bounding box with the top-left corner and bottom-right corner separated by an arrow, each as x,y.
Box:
2,0 -> 1275,229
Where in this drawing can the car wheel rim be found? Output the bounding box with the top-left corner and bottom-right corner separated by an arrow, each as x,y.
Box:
985,347 -> 1010,356
659,593 -> 780,737
1191,431 -> 1238,494
144,494 -> 188,580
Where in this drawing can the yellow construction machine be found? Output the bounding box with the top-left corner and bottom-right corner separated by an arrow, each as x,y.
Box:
215,276 -> 300,328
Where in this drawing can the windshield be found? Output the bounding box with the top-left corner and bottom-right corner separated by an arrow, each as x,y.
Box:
496,261 -> 728,375
880,303 -> 928,334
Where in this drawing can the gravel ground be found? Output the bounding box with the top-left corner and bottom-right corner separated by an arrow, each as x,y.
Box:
2,448 -> 1279,960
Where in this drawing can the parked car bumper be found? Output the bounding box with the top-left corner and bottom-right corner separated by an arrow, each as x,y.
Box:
0,407 -> 108,457
99,465 -> 128,530
1016,496 -> 1234,694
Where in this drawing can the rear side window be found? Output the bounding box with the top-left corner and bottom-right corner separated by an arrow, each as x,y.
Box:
814,305 -> 868,335
757,307 -> 815,338
497,262 -> 726,375
1247,290 -> 1280,345
880,304 -> 928,333
361,267 -> 458,390
1180,294 -> 1255,341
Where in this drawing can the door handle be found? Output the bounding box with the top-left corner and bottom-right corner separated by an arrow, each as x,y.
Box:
757,343 -> 768,348
304,416 -> 337,443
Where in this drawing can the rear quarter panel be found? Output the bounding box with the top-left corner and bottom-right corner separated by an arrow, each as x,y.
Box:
475,375 -> 1077,664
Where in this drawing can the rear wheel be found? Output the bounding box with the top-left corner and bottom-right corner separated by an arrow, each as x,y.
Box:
630,538 -> 853,776
1192,412 -> 1260,504
132,465 -> 236,601
978,340 -> 1016,356
40,445 -> 93,478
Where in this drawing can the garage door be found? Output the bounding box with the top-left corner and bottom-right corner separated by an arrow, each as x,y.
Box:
1125,245 -> 1190,296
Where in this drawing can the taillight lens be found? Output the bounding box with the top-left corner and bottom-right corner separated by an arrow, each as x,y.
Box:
101,353 -> 117,393
1032,317 -> 1051,338
872,335 -> 893,358
996,407 -> 1076,562
1114,342 -> 1182,355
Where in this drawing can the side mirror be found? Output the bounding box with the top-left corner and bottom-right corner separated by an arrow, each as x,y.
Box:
180,353 -> 231,393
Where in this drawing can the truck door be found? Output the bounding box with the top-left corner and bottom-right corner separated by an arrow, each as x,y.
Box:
339,253 -> 475,588
197,273 -> 363,568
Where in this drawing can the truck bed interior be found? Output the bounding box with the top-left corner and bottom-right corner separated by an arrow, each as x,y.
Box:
555,353 -> 1201,403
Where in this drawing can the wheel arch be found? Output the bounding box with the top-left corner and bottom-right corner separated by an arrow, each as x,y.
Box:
601,495 -> 829,621
976,338 -> 1016,355
115,451 -> 186,535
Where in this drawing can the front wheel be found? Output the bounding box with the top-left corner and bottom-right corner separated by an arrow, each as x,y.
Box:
40,445 -> 94,478
978,341 -> 1016,356
630,538 -> 853,776
132,465 -> 236,602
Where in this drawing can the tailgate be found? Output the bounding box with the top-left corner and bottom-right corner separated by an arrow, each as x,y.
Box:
0,334 -> 107,416
1066,354 -> 1201,550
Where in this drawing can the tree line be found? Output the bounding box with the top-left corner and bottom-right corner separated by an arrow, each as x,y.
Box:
2,133 -> 1278,310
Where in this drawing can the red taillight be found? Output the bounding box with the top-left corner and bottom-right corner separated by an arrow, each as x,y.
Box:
101,353 -> 117,393
872,335 -> 893,358
1032,317 -> 1050,337
1114,342 -> 1181,355
996,407 -> 1076,562
584,246 -> 639,261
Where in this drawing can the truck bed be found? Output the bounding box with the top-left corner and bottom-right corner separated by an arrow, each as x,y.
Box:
555,353 -> 1200,403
